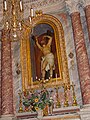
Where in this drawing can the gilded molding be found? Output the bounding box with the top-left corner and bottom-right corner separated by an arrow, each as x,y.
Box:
21,14 -> 70,91
20,26 -> 31,91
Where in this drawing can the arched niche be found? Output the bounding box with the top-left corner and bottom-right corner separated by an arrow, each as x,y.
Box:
20,13 -> 70,91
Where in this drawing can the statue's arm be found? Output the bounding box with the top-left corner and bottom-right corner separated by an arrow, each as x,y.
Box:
35,37 -> 42,51
43,35 -> 52,46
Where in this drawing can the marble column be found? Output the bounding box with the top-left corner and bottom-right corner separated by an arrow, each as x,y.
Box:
1,29 -> 13,115
66,0 -> 90,105
84,5 -> 90,42
83,0 -> 90,42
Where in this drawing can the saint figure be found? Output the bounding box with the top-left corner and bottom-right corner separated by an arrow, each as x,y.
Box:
35,35 -> 55,80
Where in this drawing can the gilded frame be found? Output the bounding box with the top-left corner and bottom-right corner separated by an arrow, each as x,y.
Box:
20,14 -> 70,91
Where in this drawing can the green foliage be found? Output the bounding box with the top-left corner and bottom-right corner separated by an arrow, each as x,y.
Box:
23,88 -> 53,112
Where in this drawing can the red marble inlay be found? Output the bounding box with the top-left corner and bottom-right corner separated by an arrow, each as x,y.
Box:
1,30 -> 13,115
85,5 -> 90,42
71,12 -> 90,105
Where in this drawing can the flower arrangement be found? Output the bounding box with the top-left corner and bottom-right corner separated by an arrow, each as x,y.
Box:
23,88 -> 53,112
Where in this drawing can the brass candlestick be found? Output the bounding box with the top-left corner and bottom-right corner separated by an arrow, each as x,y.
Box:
18,90 -> 23,112
55,86 -> 61,108
71,82 -> 77,106
63,83 -> 69,107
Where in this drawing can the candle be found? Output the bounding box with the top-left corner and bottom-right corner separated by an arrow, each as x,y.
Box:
30,8 -> 34,17
38,78 -> 40,81
56,73 -> 57,84
36,76 -> 37,80
4,0 -> 7,11
20,0 -> 23,12
19,22 -> 22,30
6,21 -> 9,29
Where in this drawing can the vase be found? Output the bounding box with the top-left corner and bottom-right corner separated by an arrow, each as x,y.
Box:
37,109 -> 43,119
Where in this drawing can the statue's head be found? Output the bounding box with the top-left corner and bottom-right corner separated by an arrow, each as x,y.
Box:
40,36 -> 49,47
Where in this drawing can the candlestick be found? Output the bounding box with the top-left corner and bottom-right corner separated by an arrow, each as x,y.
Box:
18,90 -> 23,112
55,87 -> 61,108
63,83 -> 69,107
71,82 -> 77,106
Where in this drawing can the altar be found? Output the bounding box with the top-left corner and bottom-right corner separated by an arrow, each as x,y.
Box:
16,79 -> 80,120
16,106 -> 80,120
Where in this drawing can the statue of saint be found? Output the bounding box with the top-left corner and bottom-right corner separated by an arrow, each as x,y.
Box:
35,35 -> 55,80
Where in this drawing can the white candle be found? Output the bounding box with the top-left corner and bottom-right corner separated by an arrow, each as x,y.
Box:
4,0 -> 7,11
36,76 -> 37,80
30,8 -> 34,17
38,78 -> 40,81
56,73 -> 57,84
19,22 -> 22,30
6,21 -> 9,29
20,0 -> 23,11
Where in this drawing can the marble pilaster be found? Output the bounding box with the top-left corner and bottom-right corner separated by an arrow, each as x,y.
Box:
1,29 -> 13,115
84,4 -> 90,42
71,12 -> 90,104
65,0 -> 90,105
